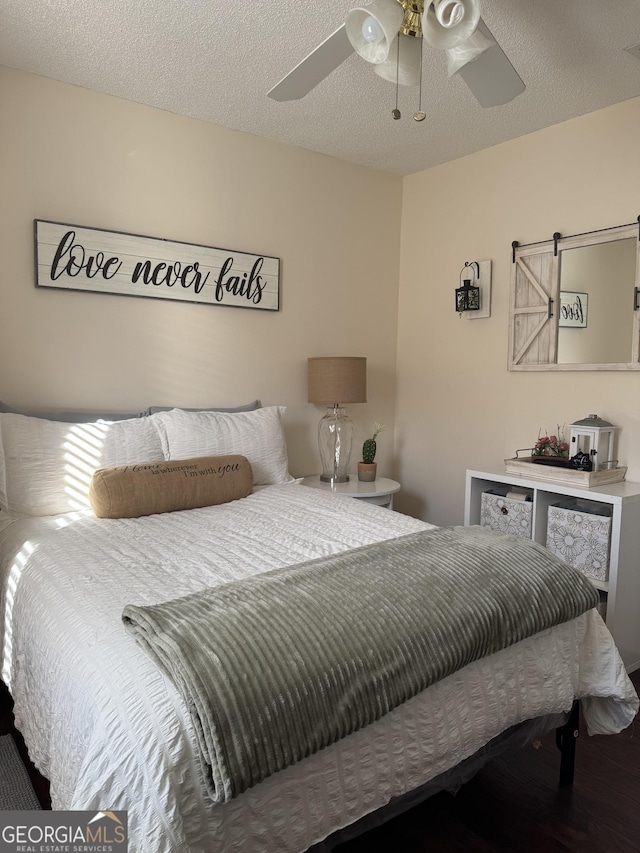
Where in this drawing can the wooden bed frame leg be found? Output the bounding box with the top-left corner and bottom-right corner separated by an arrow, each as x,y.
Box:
556,700 -> 579,786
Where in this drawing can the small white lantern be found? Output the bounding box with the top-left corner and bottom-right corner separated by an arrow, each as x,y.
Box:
569,414 -> 617,471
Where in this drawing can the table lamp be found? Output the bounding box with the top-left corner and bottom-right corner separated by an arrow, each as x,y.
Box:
307,357 -> 367,483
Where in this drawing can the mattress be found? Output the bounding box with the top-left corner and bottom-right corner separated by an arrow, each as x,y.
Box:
0,484 -> 636,853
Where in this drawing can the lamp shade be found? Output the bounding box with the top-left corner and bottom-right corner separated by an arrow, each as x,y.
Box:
444,28 -> 493,76
374,34 -> 422,86
422,0 -> 480,49
345,0 -> 404,65
308,357 -> 367,404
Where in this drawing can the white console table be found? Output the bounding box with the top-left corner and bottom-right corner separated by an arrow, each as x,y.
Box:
465,468 -> 640,673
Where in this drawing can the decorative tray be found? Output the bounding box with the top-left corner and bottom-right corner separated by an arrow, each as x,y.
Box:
504,457 -> 627,487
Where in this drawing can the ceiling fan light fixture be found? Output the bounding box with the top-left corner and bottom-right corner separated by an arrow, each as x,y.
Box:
398,1 -> 424,39
422,0 -> 480,49
445,28 -> 493,76
267,0 -> 524,110
434,0 -> 465,28
346,0 -> 404,64
374,33 -> 422,86
361,15 -> 384,43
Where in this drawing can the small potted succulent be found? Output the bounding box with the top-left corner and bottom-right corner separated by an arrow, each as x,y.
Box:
358,422 -> 385,482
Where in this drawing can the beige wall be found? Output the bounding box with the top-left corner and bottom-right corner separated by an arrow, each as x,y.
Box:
395,97 -> 640,524
4,66 -> 640,515
0,66 -> 403,479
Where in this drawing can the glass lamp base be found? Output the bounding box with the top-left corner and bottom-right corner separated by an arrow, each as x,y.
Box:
318,406 -> 353,484
320,473 -> 350,483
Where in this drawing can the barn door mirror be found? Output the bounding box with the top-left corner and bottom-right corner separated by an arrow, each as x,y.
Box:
508,222 -> 640,371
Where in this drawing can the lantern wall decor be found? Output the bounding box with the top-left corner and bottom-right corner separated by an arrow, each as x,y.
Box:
455,259 -> 492,318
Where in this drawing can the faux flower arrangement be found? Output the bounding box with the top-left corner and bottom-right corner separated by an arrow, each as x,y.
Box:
532,426 -> 569,458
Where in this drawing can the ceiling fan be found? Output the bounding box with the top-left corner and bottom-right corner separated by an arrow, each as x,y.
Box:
268,0 -> 525,114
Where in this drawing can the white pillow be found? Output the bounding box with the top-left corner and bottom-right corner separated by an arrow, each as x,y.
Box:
152,406 -> 294,486
0,413 -> 165,516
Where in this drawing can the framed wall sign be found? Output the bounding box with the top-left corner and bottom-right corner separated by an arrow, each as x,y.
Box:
34,220 -> 280,311
559,291 -> 588,328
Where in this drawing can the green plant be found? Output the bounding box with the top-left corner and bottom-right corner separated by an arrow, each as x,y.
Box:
362,422 -> 385,464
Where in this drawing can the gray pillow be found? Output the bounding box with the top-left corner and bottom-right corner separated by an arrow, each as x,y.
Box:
143,400 -> 260,416
0,400 -> 140,422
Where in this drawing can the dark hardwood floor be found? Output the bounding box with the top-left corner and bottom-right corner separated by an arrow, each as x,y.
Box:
1,674 -> 638,851
338,668 -> 640,853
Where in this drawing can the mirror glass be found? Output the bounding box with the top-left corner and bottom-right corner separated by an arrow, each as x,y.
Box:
557,237 -> 637,365
508,223 -> 640,371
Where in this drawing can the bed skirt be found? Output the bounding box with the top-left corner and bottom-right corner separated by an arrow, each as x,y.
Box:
308,711 -> 568,851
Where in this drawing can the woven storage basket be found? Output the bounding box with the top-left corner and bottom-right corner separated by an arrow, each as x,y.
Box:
480,489 -> 533,539
546,500 -> 612,582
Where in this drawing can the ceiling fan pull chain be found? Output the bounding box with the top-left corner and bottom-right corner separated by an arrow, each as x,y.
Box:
392,35 -> 401,120
414,38 -> 426,122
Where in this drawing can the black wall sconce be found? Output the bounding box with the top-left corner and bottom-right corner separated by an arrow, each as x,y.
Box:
456,261 -> 481,315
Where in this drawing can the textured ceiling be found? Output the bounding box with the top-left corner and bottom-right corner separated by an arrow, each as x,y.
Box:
1,0 -> 640,175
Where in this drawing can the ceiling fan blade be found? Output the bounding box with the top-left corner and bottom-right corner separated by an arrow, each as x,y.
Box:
455,19 -> 525,107
268,25 -> 354,102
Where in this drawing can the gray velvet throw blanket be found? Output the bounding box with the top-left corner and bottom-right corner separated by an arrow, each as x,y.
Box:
122,525 -> 598,803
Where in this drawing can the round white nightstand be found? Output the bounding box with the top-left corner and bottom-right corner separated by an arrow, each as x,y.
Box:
300,476 -> 401,509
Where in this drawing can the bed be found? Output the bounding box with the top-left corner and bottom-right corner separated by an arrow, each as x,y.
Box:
0,405 -> 637,852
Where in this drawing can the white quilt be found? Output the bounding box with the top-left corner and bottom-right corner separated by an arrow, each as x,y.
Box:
0,484 -> 636,853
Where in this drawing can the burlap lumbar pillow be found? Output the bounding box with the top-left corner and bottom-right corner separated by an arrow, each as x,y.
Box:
89,455 -> 253,519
